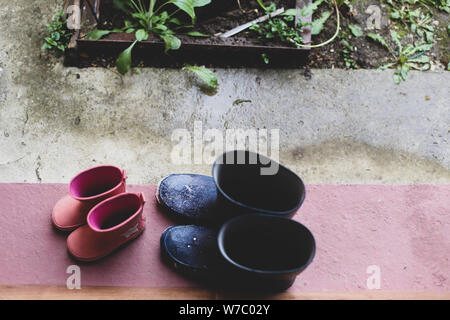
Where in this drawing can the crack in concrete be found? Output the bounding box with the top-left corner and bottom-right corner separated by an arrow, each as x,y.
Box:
22,108 -> 29,137
0,156 -> 25,166
35,156 -> 42,183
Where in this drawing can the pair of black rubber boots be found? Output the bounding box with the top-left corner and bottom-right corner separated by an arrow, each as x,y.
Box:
157,150 -> 316,292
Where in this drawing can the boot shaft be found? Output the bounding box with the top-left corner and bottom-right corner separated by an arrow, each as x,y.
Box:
69,165 -> 127,204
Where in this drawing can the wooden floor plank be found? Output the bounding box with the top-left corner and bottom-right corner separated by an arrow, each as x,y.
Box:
1,286 -> 449,300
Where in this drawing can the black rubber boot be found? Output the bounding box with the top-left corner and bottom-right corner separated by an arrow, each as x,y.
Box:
160,214 -> 316,292
157,151 -> 306,225
157,174 -> 221,225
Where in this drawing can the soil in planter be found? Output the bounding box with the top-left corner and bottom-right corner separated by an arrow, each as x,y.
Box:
97,0 -> 301,47
195,0 -> 298,43
75,0 -> 307,69
307,2 -> 392,69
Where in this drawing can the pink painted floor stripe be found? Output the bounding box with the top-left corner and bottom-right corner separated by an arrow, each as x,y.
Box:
0,183 -> 448,291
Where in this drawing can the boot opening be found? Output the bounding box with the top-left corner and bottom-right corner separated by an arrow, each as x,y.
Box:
70,166 -> 123,199
213,150 -> 305,214
88,193 -> 141,230
219,215 -> 315,273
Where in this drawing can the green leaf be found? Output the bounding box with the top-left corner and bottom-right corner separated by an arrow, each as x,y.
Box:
348,24 -> 363,37
422,24 -> 434,32
160,34 -> 181,52
170,0 -> 194,19
41,43 -> 52,50
284,15 -> 295,21
340,39 -> 353,50
390,10 -> 401,20
135,29 -> 149,41
266,2 -> 277,13
402,44 -> 415,56
311,11 -> 332,35
409,8 -> 420,18
282,9 -> 300,16
116,41 -> 137,75
86,29 -> 113,40
366,33 -> 389,50
400,65 -> 409,80
379,62 -> 395,70
183,65 -> 218,88
411,43 -> 432,54
45,37 -> 57,46
159,11 -> 170,22
256,0 -> 267,11
154,24 -> 168,32
390,30 -> 402,50
169,0 -> 210,19
425,31 -> 433,43
185,31 -> 210,37
417,28 -> 424,38
408,55 -> 430,64
51,32 -> 61,41
169,17 -> 182,25
193,0 -> 211,7
393,72 -> 402,84
124,20 -> 134,28
261,53 -> 269,64
301,0 -> 325,17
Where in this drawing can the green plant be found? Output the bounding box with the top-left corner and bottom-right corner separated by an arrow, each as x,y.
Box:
420,0 -> 450,13
366,32 -> 390,49
250,0 -> 341,49
87,0 -> 211,74
375,31 -> 432,83
388,4 -> 435,42
250,3 -> 307,48
348,24 -> 363,37
383,0 -> 448,43
183,65 -> 218,88
340,39 -> 357,68
42,10 -> 73,52
256,0 -> 267,11
384,0 -> 449,13
410,11 -> 435,42
311,10 -> 332,35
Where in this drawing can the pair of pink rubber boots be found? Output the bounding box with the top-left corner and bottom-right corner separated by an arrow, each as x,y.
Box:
52,165 -> 146,262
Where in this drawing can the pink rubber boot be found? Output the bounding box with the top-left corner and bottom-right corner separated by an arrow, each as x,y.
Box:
52,165 -> 127,232
67,192 -> 146,262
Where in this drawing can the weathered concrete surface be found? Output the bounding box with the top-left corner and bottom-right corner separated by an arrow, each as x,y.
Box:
0,1 -> 449,184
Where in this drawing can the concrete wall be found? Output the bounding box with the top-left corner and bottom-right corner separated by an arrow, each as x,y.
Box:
0,1 -> 449,184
